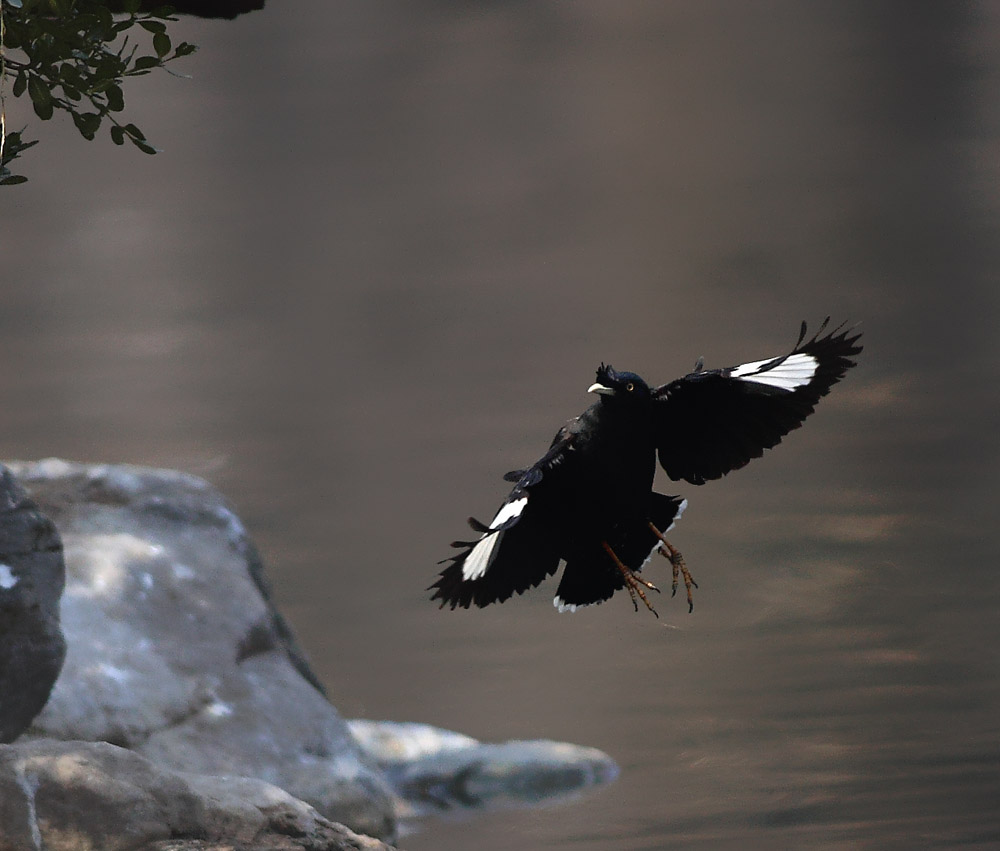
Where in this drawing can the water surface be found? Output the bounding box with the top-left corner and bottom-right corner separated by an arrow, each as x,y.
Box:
2,3 -> 998,848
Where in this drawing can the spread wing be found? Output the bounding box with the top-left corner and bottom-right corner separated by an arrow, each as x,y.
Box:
654,319 -> 862,485
429,426 -> 578,609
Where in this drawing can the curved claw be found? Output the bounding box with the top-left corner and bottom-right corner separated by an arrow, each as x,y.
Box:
648,523 -> 697,612
601,541 -> 659,618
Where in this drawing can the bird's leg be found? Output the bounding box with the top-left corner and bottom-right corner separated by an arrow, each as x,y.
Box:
648,523 -> 697,613
601,541 -> 659,618
620,573 -> 640,612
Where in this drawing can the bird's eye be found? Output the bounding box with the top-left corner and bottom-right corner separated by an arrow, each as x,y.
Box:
625,382 -> 634,392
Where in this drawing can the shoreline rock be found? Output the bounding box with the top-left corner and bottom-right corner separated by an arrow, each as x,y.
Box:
0,460 -> 620,849
7,459 -> 394,840
0,738 -> 394,851
0,467 -> 66,744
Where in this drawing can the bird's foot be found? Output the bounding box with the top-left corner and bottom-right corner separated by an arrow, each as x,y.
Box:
602,541 -> 659,618
648,523 -> 697,612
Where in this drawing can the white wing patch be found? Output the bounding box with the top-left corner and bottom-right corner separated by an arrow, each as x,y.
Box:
492,496 -> 528,528
461,496 -> 528,581
730,352 -> 819,391
553,595 -> 581,613
461,535 -> 498,581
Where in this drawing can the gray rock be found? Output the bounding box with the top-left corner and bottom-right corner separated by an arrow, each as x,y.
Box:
0,738 -> 395,851
348,720 -> 619,816
1,459 -> 620,846
0,465 -> 66,744
7,459 -> 395,840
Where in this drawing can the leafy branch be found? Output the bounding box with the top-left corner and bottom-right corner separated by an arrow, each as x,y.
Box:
0,0 -> 197,184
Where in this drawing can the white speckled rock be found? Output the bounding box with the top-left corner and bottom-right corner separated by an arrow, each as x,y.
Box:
6,460 -> 394,841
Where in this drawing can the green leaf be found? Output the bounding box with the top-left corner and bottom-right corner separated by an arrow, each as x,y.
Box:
32,100 -> 54,120
3,26 -> 22,50
122,0 -> 140,12
27,75 -> 51,108
110,125 -> 125,145
173,42 -> 197,58
151,5 -> 177,18
0,175 -> 30,186
133,55 -> 160,71
106,85 -> 125,112
132,138 -> 159,155
153,32 -> 170,58
27,77 -> 54,120
123,123 -> 146,141
96,4 -> 114,34
12,71 -> 27,98
72,111 -> 101,140
59,65 -> 83,87
1,132 -> 38,158
139,20 -> 166,34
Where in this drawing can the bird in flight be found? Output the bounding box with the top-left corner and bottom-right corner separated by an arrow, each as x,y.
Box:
430,319 -> 862,617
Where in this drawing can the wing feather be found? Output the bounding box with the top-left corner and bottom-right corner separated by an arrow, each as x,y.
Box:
429,428 -> 576,608
653,319 -> 862,484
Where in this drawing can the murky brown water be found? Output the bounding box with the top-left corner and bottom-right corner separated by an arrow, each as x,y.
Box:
2,3 -> 998,848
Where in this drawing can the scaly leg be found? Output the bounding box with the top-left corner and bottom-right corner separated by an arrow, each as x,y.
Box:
602,541 -> 660,618
648,523 -> 697,613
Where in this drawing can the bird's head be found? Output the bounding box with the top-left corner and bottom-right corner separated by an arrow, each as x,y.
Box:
588,364 -> 652,402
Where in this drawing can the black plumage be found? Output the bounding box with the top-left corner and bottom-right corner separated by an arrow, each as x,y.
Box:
430,319 -> 862,616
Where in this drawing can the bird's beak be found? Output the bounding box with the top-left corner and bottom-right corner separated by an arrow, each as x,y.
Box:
588,383 -> 614,396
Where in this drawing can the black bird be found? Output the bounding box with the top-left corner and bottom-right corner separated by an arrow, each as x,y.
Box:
430,319 -> 862,617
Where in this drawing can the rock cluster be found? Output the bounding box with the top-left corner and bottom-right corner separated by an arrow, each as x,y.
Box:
0,460 -> 618,850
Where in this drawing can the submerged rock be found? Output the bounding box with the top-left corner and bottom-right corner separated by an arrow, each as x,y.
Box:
0,465 -> 66,744
349,720 -> 619,816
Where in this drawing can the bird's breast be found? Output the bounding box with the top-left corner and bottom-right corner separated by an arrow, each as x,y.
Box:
574,406 -> 657,514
